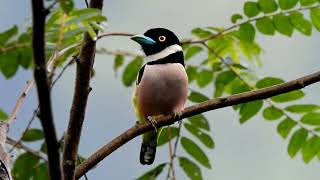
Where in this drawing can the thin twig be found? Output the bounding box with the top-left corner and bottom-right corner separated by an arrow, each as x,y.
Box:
45,0 -> 58,15
184,3 -> 320,44
6,137 -> 47,161
9,55 -> 76,154
95,48 -> 142,57
97,32 -> 135,40
7,80 -> 35,124
166,127 -> 175,180
75,70 -> 320,179
85,0 -> 89,8
166,123 -> 182,180
51,57 -> 76,88
0,43 -> 30,54
8,107 -> 38,153
93,4 -> 320,45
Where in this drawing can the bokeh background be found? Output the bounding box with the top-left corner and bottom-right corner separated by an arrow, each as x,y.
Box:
1,0 -> 320,179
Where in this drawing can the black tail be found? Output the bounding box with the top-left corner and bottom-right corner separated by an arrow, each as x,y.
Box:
140,133 -> 157,165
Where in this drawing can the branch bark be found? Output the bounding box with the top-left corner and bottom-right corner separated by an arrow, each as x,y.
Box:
62,0 -> 104,179
75,70 -> 320,179
0,123 -> 10,180
31,0 -> 61,179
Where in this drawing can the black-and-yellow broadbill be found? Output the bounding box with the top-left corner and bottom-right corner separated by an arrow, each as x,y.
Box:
131,28 -> 188,165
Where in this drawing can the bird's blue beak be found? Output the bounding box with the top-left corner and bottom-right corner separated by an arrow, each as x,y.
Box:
131,34 -> 156,45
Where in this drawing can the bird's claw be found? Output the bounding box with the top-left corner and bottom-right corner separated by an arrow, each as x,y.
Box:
147,116 -> 158,133
173,111 -> 183,123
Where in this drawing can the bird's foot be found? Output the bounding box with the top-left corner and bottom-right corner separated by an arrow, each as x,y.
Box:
173,111 -> 183,119
173,111 -> 183,124
147,116 -> 158,133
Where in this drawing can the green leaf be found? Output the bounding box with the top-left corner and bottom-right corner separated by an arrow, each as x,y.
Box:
310,8 -> 320,32
0,109 -> 8,121
70,8 -> 101,17
33,163 -> 49,180
0,25 -> 18,45
191,28 -> 212,38
67,8 -> 106,25
122,57 -> 143,87
244,1 -> 260,17
0,51 -> 19,79
196,70 -> 213,87
214,71 -> 236,97
258,0 -> 278,13
187,114 -> 210,131
12,153 -> 40,180
300,0 -> 318,6
277,118 -> 297,139
273,15 -> 294,36
302,136 -> 320,163
184,123 -> 215,149
230,80 -> 250,94
18,47 -> 33,69
239,23 -> 255,42
215,70 -> 235,84
256,17 -> 276,35
285,104 -> 319,114
278,0 -> 299,10
60,0 -> 74,13
289,12 -> 312,36
288,128 -> 308,158
186,66 -> 197,82
271,90 -> 305,102
263,106 -> 283,121
22,128 -> 44,142
188,91 -> 209,103
64,27 -> 87,39
185,46 -> 202,60
239,100 -> 263,123
231,14 -> 243,23
83,22 -> 97,40
179,157 -> 203,180
256,77 -> 284,88
136,163 -> 167,180
301,112 -> 320,125
157,127 -> 179,146
238,40 -> 262,61
181,137 -> 211,168
113,55 -> 124,73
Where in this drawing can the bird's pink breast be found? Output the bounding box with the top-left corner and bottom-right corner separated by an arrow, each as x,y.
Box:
137,63 -> 188,117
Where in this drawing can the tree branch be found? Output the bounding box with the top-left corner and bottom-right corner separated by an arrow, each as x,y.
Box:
62,0 -> 104,179
75,70 -> 320,179
186,3 -> 320,44
6,137 -> 47,161
94,3 -> 320,45
31,0 -> 61,179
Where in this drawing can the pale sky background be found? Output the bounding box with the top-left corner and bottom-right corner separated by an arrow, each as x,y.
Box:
1,0 -> 320,180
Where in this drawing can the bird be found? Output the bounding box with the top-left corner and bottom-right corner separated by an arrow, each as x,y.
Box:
131,28 -> 188,165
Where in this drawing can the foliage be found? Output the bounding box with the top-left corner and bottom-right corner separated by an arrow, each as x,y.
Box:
0,3 -> 107,180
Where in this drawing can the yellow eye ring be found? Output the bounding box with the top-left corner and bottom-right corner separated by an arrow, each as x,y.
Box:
158,35 -> 166,42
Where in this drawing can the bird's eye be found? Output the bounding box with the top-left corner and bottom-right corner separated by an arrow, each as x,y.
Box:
158,35 -> 166,42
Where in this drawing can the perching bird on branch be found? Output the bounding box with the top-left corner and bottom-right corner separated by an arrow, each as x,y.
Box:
131,28 -> 188,165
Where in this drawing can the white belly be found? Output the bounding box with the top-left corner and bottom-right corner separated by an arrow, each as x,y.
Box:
137,63 -> 188,117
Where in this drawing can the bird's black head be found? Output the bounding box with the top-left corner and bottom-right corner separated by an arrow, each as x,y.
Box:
131,28 -> 181,56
